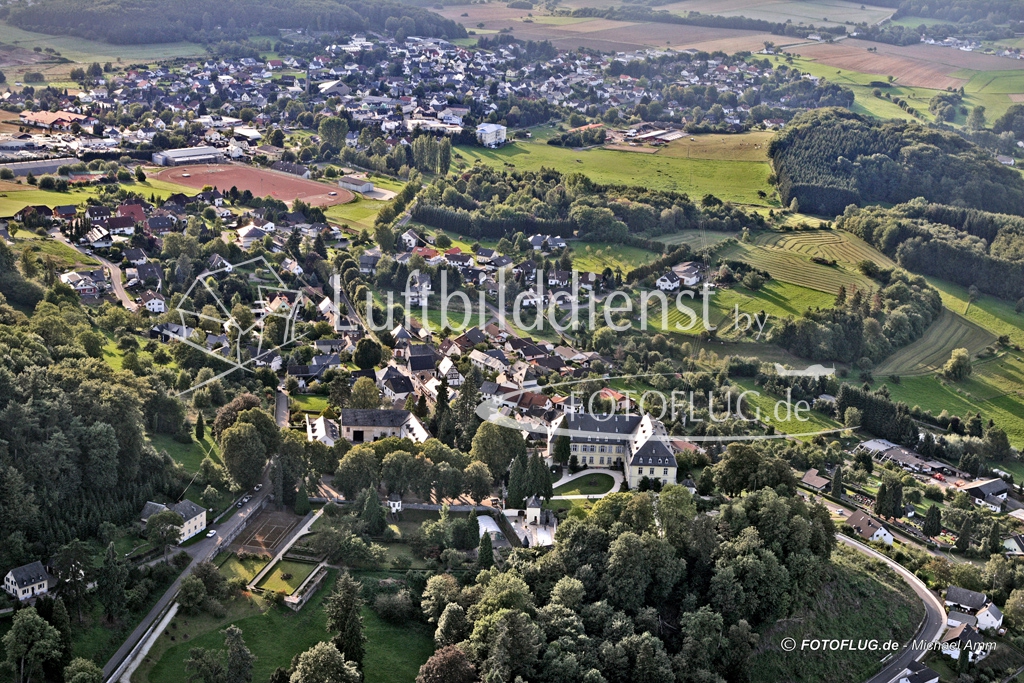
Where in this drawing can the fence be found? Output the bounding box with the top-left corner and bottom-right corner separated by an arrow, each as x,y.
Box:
217,495 -> 271,550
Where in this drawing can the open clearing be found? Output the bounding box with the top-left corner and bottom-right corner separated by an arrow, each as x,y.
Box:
659,229 -> 739,249
154,165 -> 354,207
926,277 -> 1024,347
797,41 -> 971,90
873,307 -> 996,376
455,139 -> 773,205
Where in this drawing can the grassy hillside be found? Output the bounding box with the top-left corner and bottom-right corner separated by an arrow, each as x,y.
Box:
751,544 -> 923,683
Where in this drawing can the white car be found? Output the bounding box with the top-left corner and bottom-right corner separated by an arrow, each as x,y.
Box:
206,529 -> 217,538
181,173 -> 191,178
328,191 -> 337,196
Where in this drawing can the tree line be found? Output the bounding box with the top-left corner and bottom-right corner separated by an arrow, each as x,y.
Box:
836,199 -> 1024,301
5,0 -> 466,45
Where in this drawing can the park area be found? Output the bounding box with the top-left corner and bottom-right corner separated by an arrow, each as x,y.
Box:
154,164 -> 354,207
553,473 -> 615,496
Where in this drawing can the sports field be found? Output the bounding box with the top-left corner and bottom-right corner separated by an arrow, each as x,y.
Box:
234,509 -> 303,555
455,138 -> 773,205
154,165 -> 354,207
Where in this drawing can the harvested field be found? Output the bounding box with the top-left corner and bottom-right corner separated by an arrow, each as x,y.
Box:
753,230 -> 897,268
874,308 -> 995,376
154,164 -> 353,207
560,0 -> 895,27
797,41 -> 966,90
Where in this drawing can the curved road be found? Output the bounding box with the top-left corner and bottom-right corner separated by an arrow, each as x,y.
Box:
50,229 -> 137,311
836,535 -> 946,683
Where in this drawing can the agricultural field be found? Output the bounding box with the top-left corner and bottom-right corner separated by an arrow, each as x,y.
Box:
568,240 -> 660,275
656,131 -> 774,162
0,21 -> 204,64
435,4 -> 774,52
873,308 -> 995,377
659,230 -> 739,249
557,0 -> 896,28
878,352 -> 1024,447
715,229 -> 883,295
454,138 -> 773,205
925,277 -> 1024,348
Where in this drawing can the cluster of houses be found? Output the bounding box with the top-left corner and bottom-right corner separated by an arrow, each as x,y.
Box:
941,586 -> 1004,663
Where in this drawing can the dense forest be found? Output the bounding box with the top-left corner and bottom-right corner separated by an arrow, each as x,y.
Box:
767,267 -> 942,364
0,241 -> 188,574
410,166 -> 766,241
869,0 -> 1024,24
837,200 -> 1024,301
768,108 -> 1024,217
3,0 -> 466,45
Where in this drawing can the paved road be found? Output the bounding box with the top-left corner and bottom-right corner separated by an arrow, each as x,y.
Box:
51,229 -> 137,311
836,535 -> 946,683
102,481 -> 271,679
275,389 -> 289,428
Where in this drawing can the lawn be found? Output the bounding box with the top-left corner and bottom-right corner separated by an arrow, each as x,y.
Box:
749,544 -> 923,683
568,241 -> 659,275
553,473 -> 615,496
360,605 -> 435,683
256,560 -> 319,595
216,553 -> 271,584
149,431 -> 222,472
0,176 -> 193,217
324,195 -> 385,231
291,393 -> 329,415
454,138 -> 773,206
655,131 -> 774,162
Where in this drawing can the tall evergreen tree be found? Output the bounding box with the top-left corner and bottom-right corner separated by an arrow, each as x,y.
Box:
552,434 -> 571,467
97,542 -> 128,623
195,411 -> 205,441
223,625 -> 255,683
528,454 -> 552,501
507,455 -> 529,508
922,504 -> 942,537
452,374 -> 481,452
956,517 -> 974,552
873,482 -> 888,518
325,573 -> 366,667
477,531 -> 494,570
989,521 -> 1003,556
360,491 -> 386,536
830,466 -> 844,497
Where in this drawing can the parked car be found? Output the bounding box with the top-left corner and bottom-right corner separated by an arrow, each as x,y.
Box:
254,484 -> 263,492
206,529 -> 217,538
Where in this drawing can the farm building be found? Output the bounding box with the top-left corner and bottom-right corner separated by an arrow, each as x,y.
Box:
339,176 -> 374,193
152,146 -> 224,166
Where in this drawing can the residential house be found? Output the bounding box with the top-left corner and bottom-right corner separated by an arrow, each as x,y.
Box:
237,225 -> 269,250
671,262 -> 702,286
961,479 -> 1009,513
140,499 -> 207,542
3,561 -> 50,601
124,248 -> 148,266
897,661 -> 939,683
656,272 -> 681,291
941,624 -> 988,662
945,586 -> 989,612
140,290 -> 166,313
437,357 -> 464,387
408,355 -> 436,383
306,414 -> 341,447
801,468 -> 830,491
84,226 -> 112,249
977,604 -> 1004,631
844,509 -> 893,545
476,122 -> 507,147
